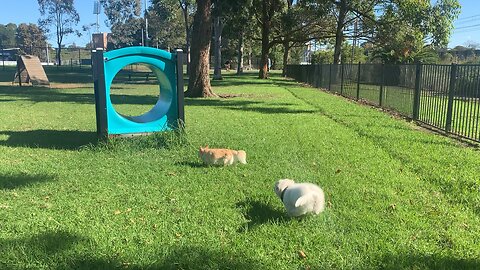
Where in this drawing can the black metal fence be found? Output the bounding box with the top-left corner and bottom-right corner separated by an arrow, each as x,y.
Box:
286,63 -> 480,143
1,45 -> 91,70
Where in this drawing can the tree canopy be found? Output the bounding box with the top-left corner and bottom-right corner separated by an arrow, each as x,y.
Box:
38,0 -> 80,65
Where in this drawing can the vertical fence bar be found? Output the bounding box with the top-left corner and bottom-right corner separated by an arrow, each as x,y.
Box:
328,64 -> 332,91
473,66 -> 480,140
379,63 -> 385,107
445,64 -> 457,132
1,46 -> 4,71
356,62 -> 361,100
413,63 -> 422,120
340,63 -> 344,95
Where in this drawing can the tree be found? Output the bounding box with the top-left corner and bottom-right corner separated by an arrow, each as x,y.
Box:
222,0 -> 255,75
185,0 -> 215,97
149,0 -> 185,49
253,0 -> 284,79
212,0 -> 224,80
15,23 -> 48,58
38,0 -> 80,65
328,0 -> 377,64
371,0 -> 460,63
0,23 -> 17,47
178,0 -> 195,74
101,0 -> 143,48
279,0 -> 335,75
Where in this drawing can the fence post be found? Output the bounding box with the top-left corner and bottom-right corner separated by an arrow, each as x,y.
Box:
445,64 -> 457,132
328,64 -> 332,91
340,62 -> 344,95
379,63 -> 385,106
356,61 -> 361,100
1,46 -> 4,71
413,63 -> 422,120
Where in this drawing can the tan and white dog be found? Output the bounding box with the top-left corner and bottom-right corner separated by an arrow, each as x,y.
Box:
274,179 -> 325,217
198,146 -> 247,166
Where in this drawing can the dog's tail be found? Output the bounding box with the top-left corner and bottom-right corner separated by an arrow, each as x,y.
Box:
235,150 -> 247,164
295,192 -> 325,214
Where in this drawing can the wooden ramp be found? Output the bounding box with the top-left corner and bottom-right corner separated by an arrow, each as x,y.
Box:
13,55 -> 50,86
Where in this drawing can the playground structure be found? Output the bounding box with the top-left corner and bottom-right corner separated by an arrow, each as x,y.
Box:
92,46 -> 184,138
13,55 -> 50,86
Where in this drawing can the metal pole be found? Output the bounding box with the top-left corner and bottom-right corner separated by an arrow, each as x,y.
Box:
145,0 -> 149,47
328,64 -> 332,91
356,61 -> 361,100
413,63 -> 423,120
340,62 -> 344,95
92,49 -> 108,138
1,46 -> 4,71
46,45 -> 50,66
379,63 -> 385,107
176,49 -> 185,127
445,64 -> 457,132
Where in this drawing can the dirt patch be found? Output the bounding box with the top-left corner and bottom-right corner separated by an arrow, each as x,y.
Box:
49,83 -> 91,89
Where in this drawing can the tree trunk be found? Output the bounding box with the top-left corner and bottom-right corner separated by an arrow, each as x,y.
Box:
248,46 -> 252,70
181,5 -> 191,75
213,15 -> 223,80
236,30 -> 244,75
57,44 -> 62,66
282,40 -> 289,77
333,0 -> 347,64
185,0 -> 215,97
258,0 -> 270,79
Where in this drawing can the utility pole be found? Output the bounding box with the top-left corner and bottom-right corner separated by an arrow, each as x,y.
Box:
144,0 -> 149,47
93,1 -> 101,33
351,17 -> 357,64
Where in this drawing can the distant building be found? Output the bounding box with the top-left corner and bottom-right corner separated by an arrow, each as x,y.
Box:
0,48 -> 19,61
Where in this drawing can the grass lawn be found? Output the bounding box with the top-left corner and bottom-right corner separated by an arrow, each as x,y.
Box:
0,70 -> 479,269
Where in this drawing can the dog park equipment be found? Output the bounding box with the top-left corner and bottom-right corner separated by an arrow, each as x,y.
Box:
92,46 -> 184,138
13,55 -> 50,86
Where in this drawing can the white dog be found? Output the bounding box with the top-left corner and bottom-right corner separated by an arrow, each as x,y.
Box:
274,179 -> 325,217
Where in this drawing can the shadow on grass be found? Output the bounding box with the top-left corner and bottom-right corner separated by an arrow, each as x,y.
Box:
236,199 -> 289,232
0,230 -> 119,270
0,231 -> 263,269
186,98 -> 317,115
378,253 -> 480,270
0,173 -> 55,189
0,129 -> 97,150
175,161 -> 208,168
152,245 -> 263,269
0,85 -> 94,104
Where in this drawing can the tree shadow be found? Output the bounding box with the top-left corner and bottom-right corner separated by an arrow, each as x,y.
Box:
0,130 -> 98,150
378,253 -> 480,270
151,245 -> 263,270
185,98 -> 262,107
0,86 -> 161,105
236,199 -> 289,232
0,86 -> 94,104
0,230 -> 125,270
175,161 -> 208,168
227,106 -> 317,114
185,98 -> 316,114
0,172 -> 55,190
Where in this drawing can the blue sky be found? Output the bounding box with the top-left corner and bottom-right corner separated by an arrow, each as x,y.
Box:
0,0 -> 478,48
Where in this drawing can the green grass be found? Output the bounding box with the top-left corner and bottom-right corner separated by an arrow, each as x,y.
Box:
326,81 -> 480,141
0,71 -> 479,269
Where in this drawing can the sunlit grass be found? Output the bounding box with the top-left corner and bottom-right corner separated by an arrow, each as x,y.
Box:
0,71 -> 479,269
